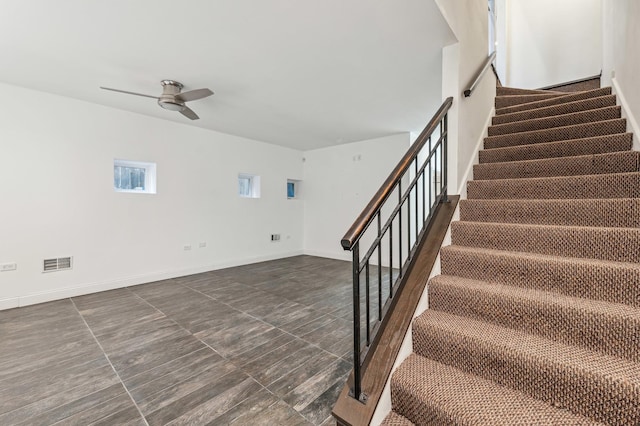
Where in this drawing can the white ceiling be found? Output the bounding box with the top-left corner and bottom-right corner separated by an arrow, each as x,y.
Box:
0,1 -> 454,150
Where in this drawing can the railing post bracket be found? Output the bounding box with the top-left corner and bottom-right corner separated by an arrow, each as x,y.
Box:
348,389 -> 369,404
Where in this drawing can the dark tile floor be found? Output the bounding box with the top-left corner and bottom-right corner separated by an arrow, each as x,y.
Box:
0,255 -> 356,425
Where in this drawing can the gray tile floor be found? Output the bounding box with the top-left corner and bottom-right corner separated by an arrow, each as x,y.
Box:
0,255 -> 355,425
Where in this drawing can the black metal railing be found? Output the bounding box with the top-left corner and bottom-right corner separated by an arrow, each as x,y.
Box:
341,97 -> 453,402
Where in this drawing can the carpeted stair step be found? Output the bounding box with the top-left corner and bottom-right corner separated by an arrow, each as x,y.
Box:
479,133 -> 633,163
467,172 -> 640,200
492,95 -> 618,125
487,106 -> 621,136
484,118 -> 626,149
451,221 -> 640,263
495,87 -> 612,115
473,151 -> 640,180
412,311 -> 640,425
380,411 -> 415,426
459,198 -> 640,228
428,275 -> 640,362
389,354 -> 599,426
496,93 -> 567,109
440,246 -> 640,307
496,86 -> 565,96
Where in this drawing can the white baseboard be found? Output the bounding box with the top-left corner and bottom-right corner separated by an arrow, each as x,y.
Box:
612,78 -> 640,151
2,250 -> 305,310
457,107 -> 495,198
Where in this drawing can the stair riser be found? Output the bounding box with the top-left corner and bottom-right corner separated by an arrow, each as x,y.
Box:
495,88 -> 612,115
451,222 -> 640,263
390,385 -> 455,426
440,247 -> 640,307
484,119 -> 627,150
380,411 -> 415,426
467,173 -> 640,200
492,95 -> 617,125
479,134 -> 633,163
496,87 -> 564,96
412,322 -> 640,425
496,94 -> 565,109
390,355 -> 597,425
488,107 -> 621,136
459,199 -> 640,228
473,151 -> 640,180
429,279 -> 640,362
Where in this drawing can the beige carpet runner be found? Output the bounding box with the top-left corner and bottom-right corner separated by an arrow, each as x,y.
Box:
382,86 -> 640,425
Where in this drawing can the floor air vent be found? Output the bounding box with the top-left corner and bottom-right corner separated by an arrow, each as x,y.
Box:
43,257 -> 73,272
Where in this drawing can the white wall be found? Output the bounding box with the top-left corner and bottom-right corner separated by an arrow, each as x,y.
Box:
501,0 -> 602,89
602,0 -> 640,150
302,134 -> 410,261
437,0 -> 496,196
0,83 -> 304,309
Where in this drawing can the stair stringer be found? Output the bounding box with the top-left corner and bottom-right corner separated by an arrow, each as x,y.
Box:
370,205 -> 459,425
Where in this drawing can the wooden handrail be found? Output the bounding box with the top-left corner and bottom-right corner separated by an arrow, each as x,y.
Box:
463,51 -> 496,97
340,96 -> 454,250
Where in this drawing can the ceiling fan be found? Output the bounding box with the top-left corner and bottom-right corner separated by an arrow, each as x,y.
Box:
100,80 -> 213,120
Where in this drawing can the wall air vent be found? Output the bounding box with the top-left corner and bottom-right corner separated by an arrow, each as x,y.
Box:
43,257 -> 73,272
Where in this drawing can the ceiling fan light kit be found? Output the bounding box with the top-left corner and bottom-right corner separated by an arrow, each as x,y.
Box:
99,80 -> 214,120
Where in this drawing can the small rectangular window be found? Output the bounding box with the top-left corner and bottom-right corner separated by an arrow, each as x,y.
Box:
287,179 -> 300,199
114,160 -> 156,194
287,181 -> 295,198
238,173 -> 260,198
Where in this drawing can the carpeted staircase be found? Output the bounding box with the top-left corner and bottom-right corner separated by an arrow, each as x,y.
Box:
381,86 -> 640,425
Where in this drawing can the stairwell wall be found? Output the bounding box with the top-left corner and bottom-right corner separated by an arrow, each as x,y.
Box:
602,0 -> 640,150
500,0 -> 602,89
436,0 -> 496,197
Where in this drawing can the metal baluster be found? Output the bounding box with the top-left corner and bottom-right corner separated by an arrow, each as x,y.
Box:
377,214 -> 382,320
422,141 -> 424,227
443,114 -> 449,201
398,182 -> 402,277
429,135 -> 433,216
365,262 -> 370,346
414,158 -> 418,248
389,223 -> 393,298
351,244 -> 361,401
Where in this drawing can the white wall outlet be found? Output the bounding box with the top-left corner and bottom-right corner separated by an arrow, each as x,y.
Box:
1,263 -> 17,272
183,245 -> 192,251
199,242 -> 207,248
270,234 -> 281,242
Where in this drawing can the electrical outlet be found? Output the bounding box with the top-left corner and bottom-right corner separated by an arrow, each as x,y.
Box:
270,234 -> 281,242
199,242 -> 207,248
1,263 -> 17,272
183,245 -> 192,251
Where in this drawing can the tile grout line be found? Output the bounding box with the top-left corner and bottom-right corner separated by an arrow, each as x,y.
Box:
127,283 -> 290,422
182,285 -> 350,424
125,264 -> 353,424
69,297 -> 151,426
183,284 -> 347,364
124,286 -> 300,424
131,282 -> 345,425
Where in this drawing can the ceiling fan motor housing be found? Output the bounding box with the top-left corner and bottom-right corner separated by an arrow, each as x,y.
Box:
158,80 -> 186,111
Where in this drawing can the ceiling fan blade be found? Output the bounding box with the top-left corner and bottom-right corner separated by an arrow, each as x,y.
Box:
100,87 -> 159,99
176,88 -> 213,102
180,106 -> 200,120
